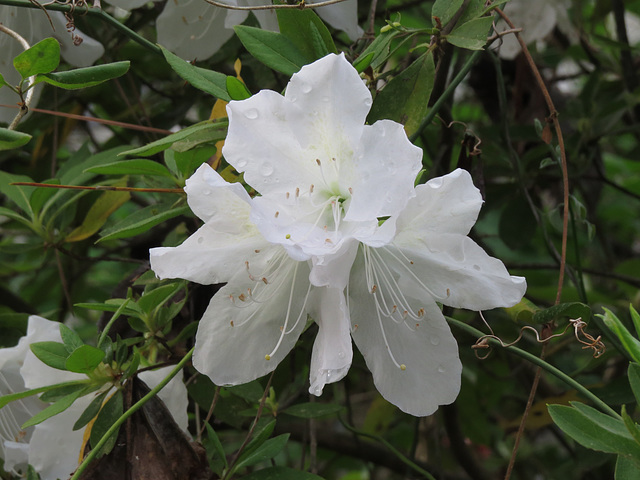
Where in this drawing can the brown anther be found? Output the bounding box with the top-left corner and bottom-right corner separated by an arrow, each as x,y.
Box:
310,184 -> 315,193
410,261 -> 414,265
254,249 -> 261,253
274,211 -> 279,218
295,187 -> 300,197
279,326 -> 284,331
238,293 -> 246,302
316,159 -> 321,166
418,308 -> 425,317
325,238 -> 332,243
230,321 -> 234,327
371,285 -> 378,294
286,192 -> 290,199
262,277 -> 268,284
446,288 -> 451,297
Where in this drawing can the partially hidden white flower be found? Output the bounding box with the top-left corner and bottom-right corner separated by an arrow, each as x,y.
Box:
150,53 -> 526,416
496,0 -> 578,60
149,0 -> 362,60
0,4 -> 105,124
0,316 -> 188,480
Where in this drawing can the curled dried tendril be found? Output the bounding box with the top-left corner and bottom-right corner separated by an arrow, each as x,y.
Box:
472,315 -> 605,360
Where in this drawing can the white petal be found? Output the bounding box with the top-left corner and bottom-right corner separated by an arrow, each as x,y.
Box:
245,0 -> 279,31
312,0 -> 363,41
193,250 -> 311,386
395,169 -> 483,239
344,120 -> 422,222
138,367 -> 189,433
349,252 -> 461,416
49,12 -> 104,68
497,0 -> 556,59
307,287 -> 353,395
157,0 -> 242,60
309,240 -> 358,289
391,236 -> 527,310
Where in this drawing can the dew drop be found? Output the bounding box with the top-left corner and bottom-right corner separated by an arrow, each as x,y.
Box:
473,264 -> 481,271
243,108 -> 259,120
430,336 -> 440,346
338,351 -> 345,359
289,94 -> 298,103
301,82 -> 312,93
364,98 -> 373,108
385,193 -> 393,203
429,177 -> 444,188
197,236 -> 204,244
260,162 -> 274,176
321,96 -> 330,103
235,159 -> 248,169
202,189 -> 211,195
437,364 -> 445,373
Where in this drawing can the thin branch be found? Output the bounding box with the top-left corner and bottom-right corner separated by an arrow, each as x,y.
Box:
11,182 -> 184,194
202,0 -> 350,11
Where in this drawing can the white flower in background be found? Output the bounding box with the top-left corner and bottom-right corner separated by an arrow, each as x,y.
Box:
0,5 -> 105,124
124,0 -> 362,61
0,316 -> 188,480
151,53 -> 526,416
496,0 -> 577,60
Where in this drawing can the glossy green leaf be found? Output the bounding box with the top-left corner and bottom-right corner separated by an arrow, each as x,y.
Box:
432,0 -> 464,27
0,381 -> 84,409
65,345 -> 105,374
0,171 -> 35,216
445,16 -> 493,50
629,363 -> 640,405
0,72 -> 7,87
368,51 -> 436,137
98,202 -> 190,242
59,324 -> 84,353
65,189 -> 131,243
73,390 -> 108,431
282,402 -> 343,418
532,302 -> 591,325
599,308 -> 640,364
90,390 -> 123,456
616,455 -> 639,480
357,28 -> 399,70
120,121 -> 227,157
30,341 -> 70,371
160,46 -> 230,101
277,9 -> 337,61
0,128 -> 32,151
234,434 -> 290,471
621,405 -> 640,446
35,61 -> 130,89
164,146 -> 215,178
234,25 -> 308,76
39,383 -> 87,403
137,283 -> 184,314
205,423 -> 228,468
13,38 -> 60,78
505,298 -> 540,323
243,419 -> 277,459
22,387 -> 87,428
85,159 -> 173,177
226,76 -> 251,101
630,305 -> 640,339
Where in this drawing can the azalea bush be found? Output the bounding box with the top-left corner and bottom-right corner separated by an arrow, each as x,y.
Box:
1,0 -> 639,479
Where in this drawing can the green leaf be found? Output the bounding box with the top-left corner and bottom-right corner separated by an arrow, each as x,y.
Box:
0,128 -> 32,151
621,405 -> 640,446
137,283 -> 184,315
0,381 -> 85,409
164,146 -> 215,178
432,0 -> 464,27
205,423 -> 228,468
226,76 -> 252,101
445,16 -> 493,50
35,61 -> 130,89
98,202 -> 190,242
65,189 -> 131,243
30,341 -> 70,371
74,390 -> 108,431
65,345 -> 105,374
13,38 -> 60,78
29,179 -> 60,214
85,159 -> 173,177
630,305 -> 640,339
39,383 -> 87,403
75,298 -> 142,317
0,72 -> 7,87
599,308 -> 640,364
0,205 -> 32,226
90,390 -> 123,456
0,171 -> 35,216
59,324 -> 84,353
616,455 -> 640,480
243,419 -> 277,458
532,302 -> 591,325
120,121 -> 227,157
548,403 -> 640,459
629,363 -> 640,405
234,25 -> 309,76
353,52 -> 375,73
22,387 -> 87,428
357,28 -> 399,71
160,45 -> 230,101
368,51 -> 436,137
240,467 -> 325,480
505,298 -> 540,323
282,402 -> 343,418
277,9 -> 337,62
234,434 -> 290,471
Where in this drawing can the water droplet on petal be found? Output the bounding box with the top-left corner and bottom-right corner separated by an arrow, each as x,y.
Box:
364,98 -> 373,108
430,336 -> 440,346
321,96 -> 330,103
429,177 -> 444,189
260,162 -> 274,176
473,264 -> 481,271
437,364 -> 446,373
338,351 -> 345,359
385,193 -> 393,203
290,94 -> 298,103
197,236 -> 204,244
244,108 -> 259,120
236,159 -> 248,169
203,189 -> 211,195
301,82 -> 312,93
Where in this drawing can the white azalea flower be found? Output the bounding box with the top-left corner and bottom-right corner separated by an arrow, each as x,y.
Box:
496,0 -> 577,60
0,316 -> 188,479
151,0 -> 361,60
0,5 -> 105,124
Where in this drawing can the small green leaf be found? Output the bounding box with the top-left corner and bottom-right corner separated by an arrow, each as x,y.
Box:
23,388 -> 87,428
205,423 -> 228,468
368,51 -> 436,137
98,202 -> 190,242
432,0 -> 464,27
630,305 -> 640,339
353,52 -> 375,73
39,383 -> 87,403
74,390 -> 109,431
358,28 -> 399,70
90,390 -> 123,456
505,298 -> 540,323
120,121 -> 227,157
234,434 -> 290,471
243,419 -> 277,458
226,76 -> 251,101
30,341 -> 70,371
65,189 -> 131,243
137,283 -> 184,315
616,455 -> 640,480
240,467 -> 325,480
621,405 -> 640,446
34,61 -> 130,89
445,16 -> 493,50
532,302 -> 591,325
13,38 -> 60,78
160,46 -> 230,101
277,9 -> 337,61
85,159 -> 173,177
59,324 -> 84,353
0,128 -> 32,151
0,72 -> 7,87
65,345 -> 105,374
164,146 -> 215,178
282,402 -> 343,418
629,363 -> 640,405
599,308 -> 640,364
234,25 -> 309,76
